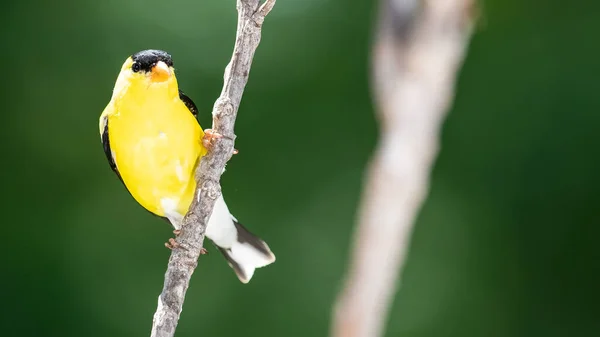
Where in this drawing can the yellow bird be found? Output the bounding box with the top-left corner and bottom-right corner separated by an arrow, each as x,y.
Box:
99,49 -> 275,283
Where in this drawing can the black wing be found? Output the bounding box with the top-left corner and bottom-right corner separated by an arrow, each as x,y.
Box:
101,115 -> 124,184
179,89 -> 199,118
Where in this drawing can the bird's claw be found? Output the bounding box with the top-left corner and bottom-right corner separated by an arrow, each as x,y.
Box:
165,235 -> 206,254
202,130 -> 238,155
202,129 -> 223,150
165,238 -> 180,250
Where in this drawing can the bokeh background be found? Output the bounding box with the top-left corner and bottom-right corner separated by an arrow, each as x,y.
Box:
1,0 -> 599,336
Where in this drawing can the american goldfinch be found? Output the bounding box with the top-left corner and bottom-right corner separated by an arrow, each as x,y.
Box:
99,49 -> 275,283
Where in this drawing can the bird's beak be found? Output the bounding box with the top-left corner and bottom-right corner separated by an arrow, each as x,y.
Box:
151,61 -> 171,82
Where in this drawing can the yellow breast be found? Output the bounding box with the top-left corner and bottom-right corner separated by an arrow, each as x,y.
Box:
107,84 -> 206,217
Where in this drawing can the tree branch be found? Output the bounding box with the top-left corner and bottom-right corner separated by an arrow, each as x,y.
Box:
150,1 -> 276,336
331,1 -> 476,337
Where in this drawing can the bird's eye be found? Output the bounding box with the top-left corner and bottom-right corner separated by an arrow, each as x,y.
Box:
132,62 -> 141,73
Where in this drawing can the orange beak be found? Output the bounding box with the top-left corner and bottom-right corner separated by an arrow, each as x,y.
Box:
151,61 -> 171,82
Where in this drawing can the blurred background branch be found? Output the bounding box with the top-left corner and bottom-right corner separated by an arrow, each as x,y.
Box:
331,1 -> 476,336
150,1 -> 275,336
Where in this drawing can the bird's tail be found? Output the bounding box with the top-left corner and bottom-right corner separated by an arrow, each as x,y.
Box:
217,221 -> 276,283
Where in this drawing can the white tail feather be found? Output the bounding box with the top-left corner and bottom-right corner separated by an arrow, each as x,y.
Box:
219,221 -> 276,283
206,195 -> 275,283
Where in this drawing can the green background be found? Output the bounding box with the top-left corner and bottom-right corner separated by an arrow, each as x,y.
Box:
1,0 -> 598,336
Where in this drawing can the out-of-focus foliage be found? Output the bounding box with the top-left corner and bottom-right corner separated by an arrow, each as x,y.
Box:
1,0 -> 598,336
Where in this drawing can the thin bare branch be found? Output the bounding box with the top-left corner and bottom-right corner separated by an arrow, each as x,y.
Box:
258,0 -> 276,17
150,1 -> 275,336
331,1 -> 476,337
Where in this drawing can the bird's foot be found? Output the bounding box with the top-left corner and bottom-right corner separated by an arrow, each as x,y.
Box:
202,129 -> 223,150
202,129 -> 238,155
165,238 -> 180,250
200,247 -> 209,255
173,229 -> 181,236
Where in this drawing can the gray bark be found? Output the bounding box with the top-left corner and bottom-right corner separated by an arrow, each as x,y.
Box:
149,1 -> 276,336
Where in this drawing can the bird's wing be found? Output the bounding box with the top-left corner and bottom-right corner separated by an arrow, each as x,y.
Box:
179,89 -> 208,156
99,106 -> 124,184
179,89 -> 199,118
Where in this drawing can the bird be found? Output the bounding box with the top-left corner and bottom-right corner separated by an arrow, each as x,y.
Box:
98,49 -> 275,283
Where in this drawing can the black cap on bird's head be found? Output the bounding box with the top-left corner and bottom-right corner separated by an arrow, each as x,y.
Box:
131,49 -> 173,72
131,49 -> 174,82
